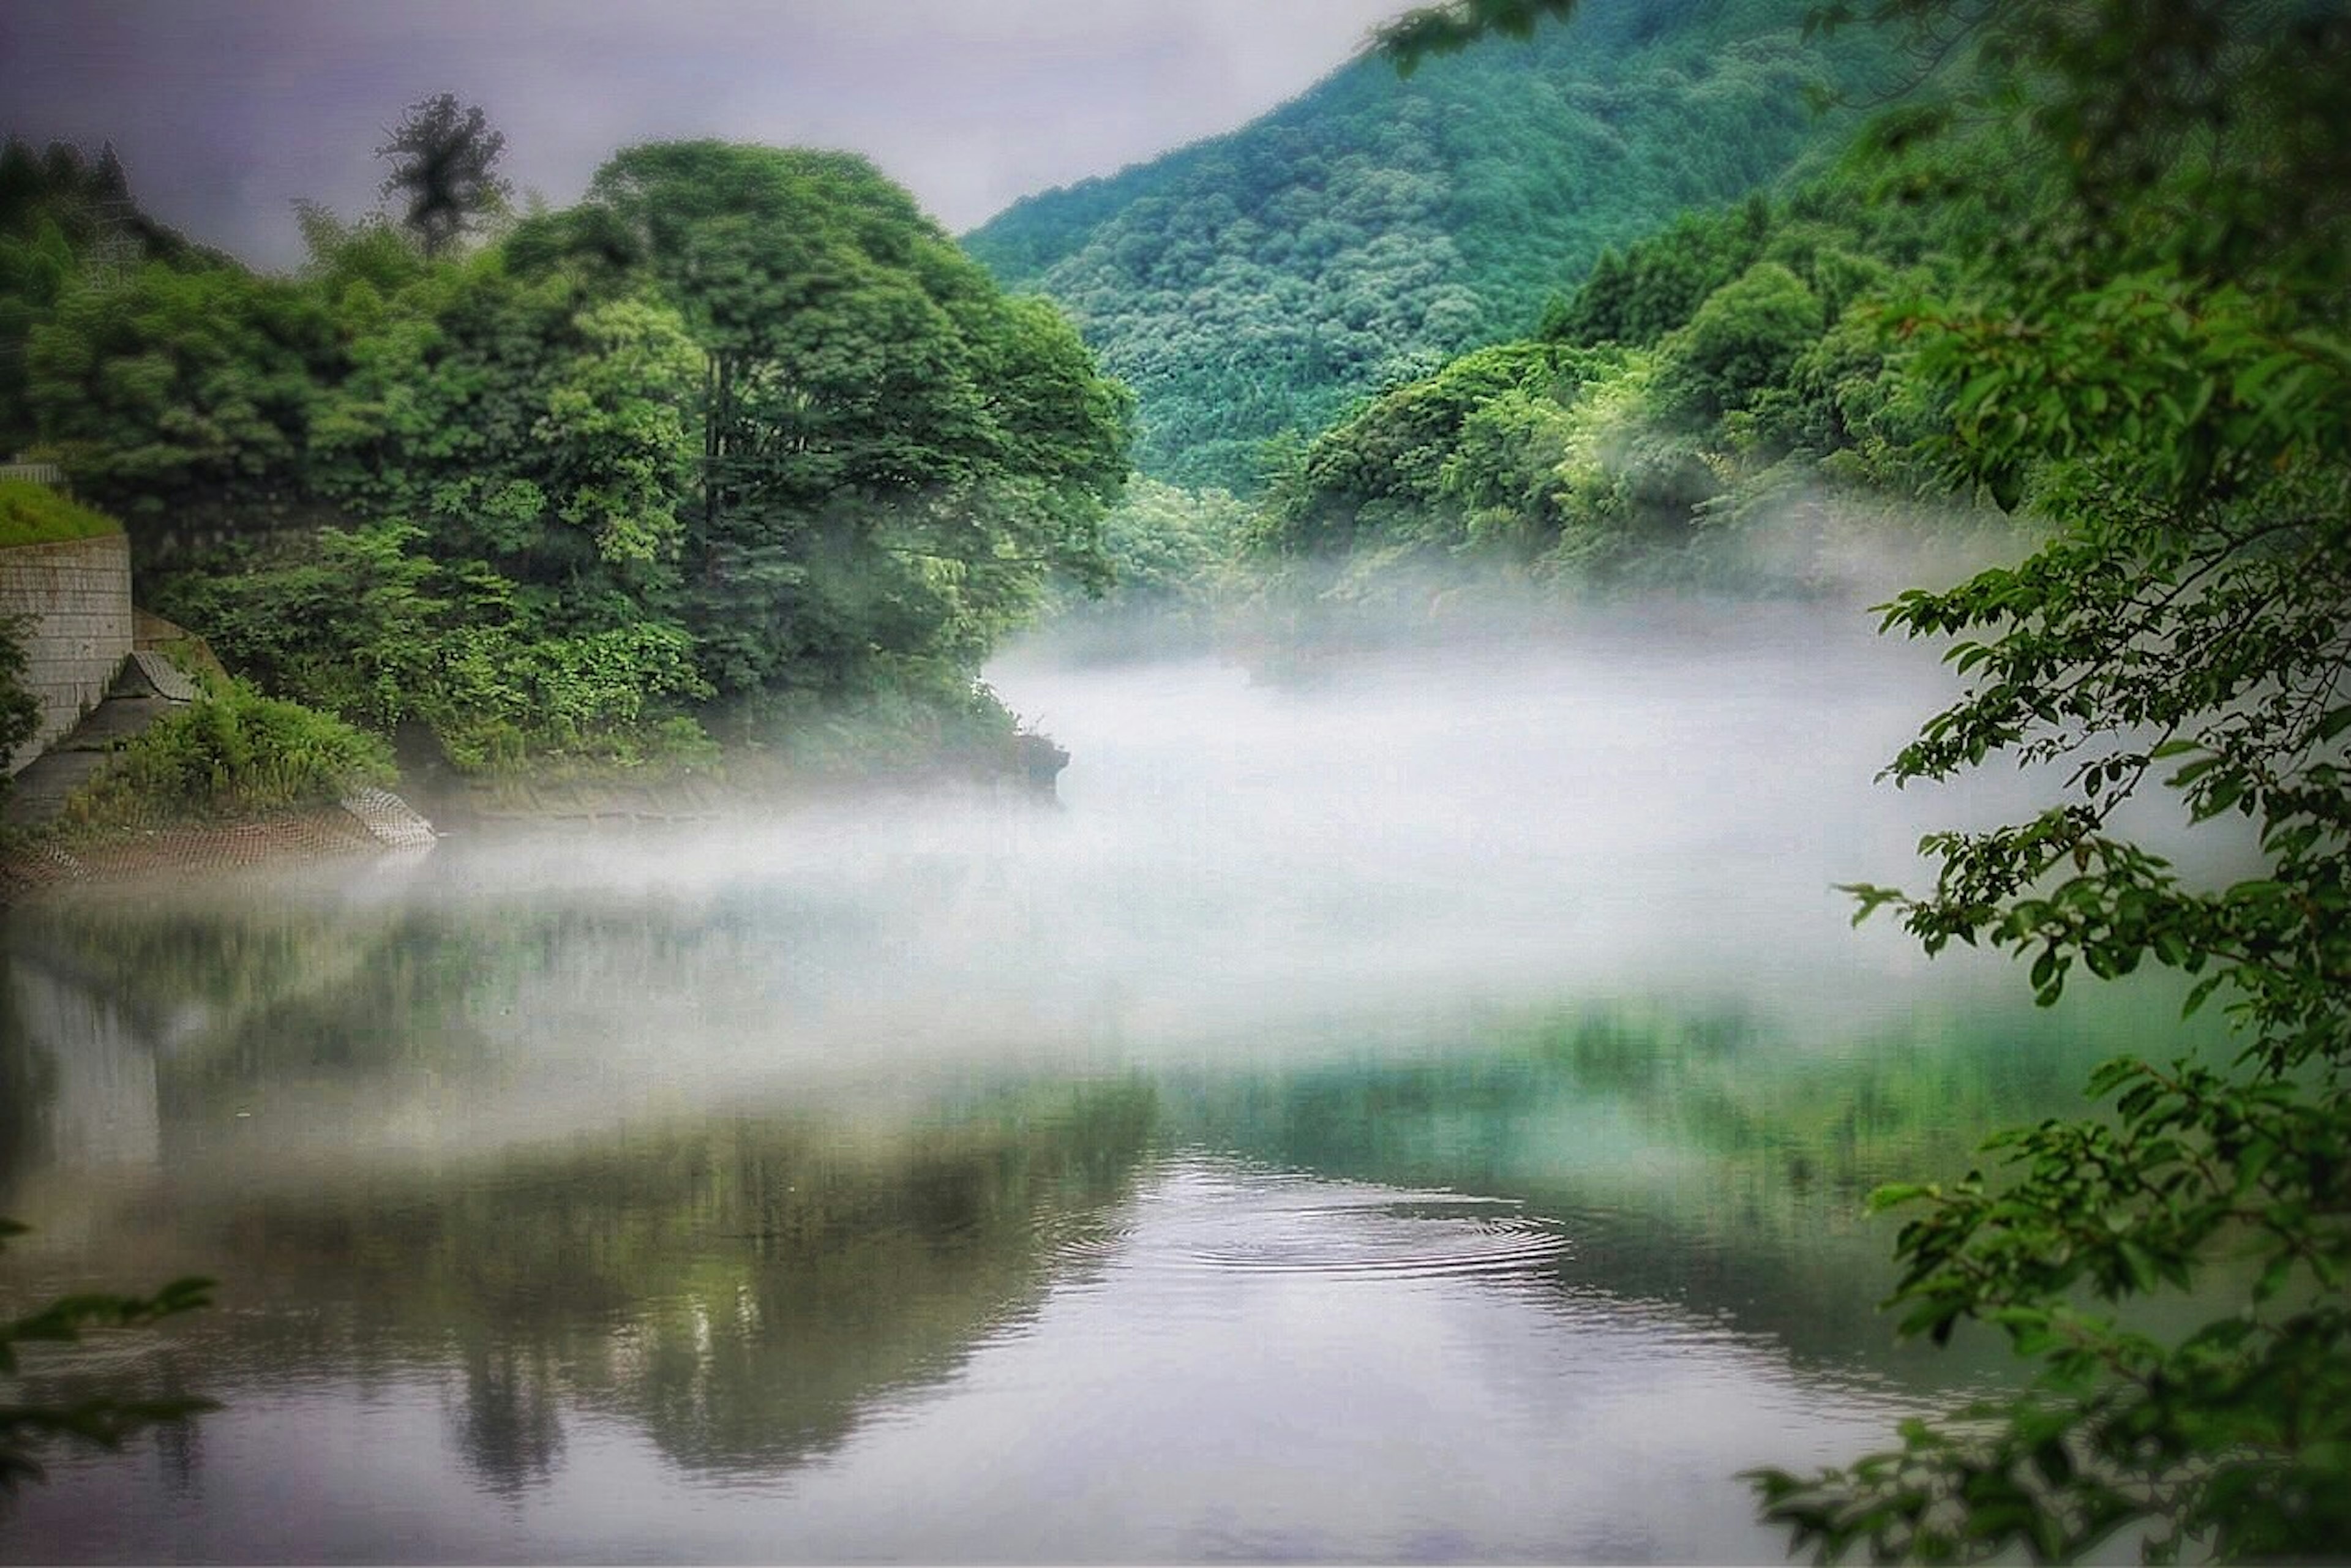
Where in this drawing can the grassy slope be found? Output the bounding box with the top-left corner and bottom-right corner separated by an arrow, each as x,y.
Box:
0,478 -> 122,547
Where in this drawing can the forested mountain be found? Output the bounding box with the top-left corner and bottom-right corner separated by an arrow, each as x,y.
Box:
1246,152 -> 1998,600
1062,58 -> 2041,629
965,0 -> 1903,490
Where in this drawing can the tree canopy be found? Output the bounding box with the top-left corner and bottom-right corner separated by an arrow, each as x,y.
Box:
4,132 -> 1129,775
376,94 -> 511,260
1745,2 -> 2351,1555
1343,0 -> 2351,1558
537,140 -> 1131,707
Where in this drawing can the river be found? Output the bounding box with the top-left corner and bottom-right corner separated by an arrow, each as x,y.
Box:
0,600 -> 2214,1562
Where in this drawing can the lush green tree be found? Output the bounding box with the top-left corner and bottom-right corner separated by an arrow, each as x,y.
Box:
1542,195 -> 1774,348
1654,260 -> 1824,424
1387,0 -> 2351,1558
376,94 -> 511,260
0,222 -> 78,451
0,138 -> 208,450
546,141 -> 1129,707
1259,340 -> 1586,557
1772,298 -> 1944,489
269,215 -> 717,768
1741,2 -> 2351,1558
24,259 -> 336,531
309,255 -> 701,603
292,202 -> 432,304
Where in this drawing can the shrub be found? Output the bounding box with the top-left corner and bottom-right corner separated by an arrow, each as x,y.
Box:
59,683 -> 394,831
0,612 -> 39,781
1654,260 -> 1824,425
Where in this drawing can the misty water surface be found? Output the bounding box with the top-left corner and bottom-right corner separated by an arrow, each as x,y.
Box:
0,600 -> 2214,1563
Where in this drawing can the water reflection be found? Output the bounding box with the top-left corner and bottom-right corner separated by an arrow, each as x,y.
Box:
0,877 -> 2201,1562
1155,997 -> 2150,1384
0,618 -> 2234,1561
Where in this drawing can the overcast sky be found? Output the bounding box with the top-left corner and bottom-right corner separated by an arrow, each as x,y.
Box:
1,1 -> 1412,272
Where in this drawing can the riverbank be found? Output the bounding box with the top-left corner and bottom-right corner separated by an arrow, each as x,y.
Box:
0,726 -> 1071,902
0,795 -> 430,901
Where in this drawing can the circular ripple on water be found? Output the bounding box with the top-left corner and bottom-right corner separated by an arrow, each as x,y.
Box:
1139,1158 -> 1569,1283
1030,1207 -> 1141,1274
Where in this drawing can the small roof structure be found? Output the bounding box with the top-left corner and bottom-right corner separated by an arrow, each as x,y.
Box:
113,650 -> 198,703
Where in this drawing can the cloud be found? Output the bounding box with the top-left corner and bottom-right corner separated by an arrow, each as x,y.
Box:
1,0 -> 1408,271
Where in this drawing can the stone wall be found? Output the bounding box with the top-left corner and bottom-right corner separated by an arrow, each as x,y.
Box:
0,532 -> 133,774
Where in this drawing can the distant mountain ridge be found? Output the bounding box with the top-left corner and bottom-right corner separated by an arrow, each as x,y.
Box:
964,0 -> 1901,491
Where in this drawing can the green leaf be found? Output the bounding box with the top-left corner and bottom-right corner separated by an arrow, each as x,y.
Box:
1867,1182 -> 1936,1213
2181,974 -> 2225,1018
2084,1057 -> 2141,1098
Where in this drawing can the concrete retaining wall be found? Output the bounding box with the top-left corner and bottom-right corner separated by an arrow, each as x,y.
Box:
0,533 -> 133,774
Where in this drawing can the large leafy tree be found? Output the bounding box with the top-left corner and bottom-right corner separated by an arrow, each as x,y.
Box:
167,222 -> 716,773
1387,0 -> 2351,1558
24,259 -> 336,532
533,141 -> 1130,704
309,256 -> 701,602
0,138 -> 208,451
1651,258 -> 1823,424
1744,2 -> 2351,1557
377,94 -> 511,261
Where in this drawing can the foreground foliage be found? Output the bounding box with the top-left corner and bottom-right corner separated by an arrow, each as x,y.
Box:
1379,0 -> 2351,1559
1744,1 -> 2351,1559
0,137 -> 207,446
0,1219 -> 213,1490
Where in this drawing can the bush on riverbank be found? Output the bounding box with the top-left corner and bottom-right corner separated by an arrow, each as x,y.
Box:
58,682 -> 394,832
716,671 -> 1059,791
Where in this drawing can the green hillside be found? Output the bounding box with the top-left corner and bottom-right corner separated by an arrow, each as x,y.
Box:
0,138 -> 1127,779
965,0 -> 1902,491
0,137 -> 215,449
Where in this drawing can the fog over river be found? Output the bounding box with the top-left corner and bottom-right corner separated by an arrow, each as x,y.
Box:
0,596 -> 2218,1562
